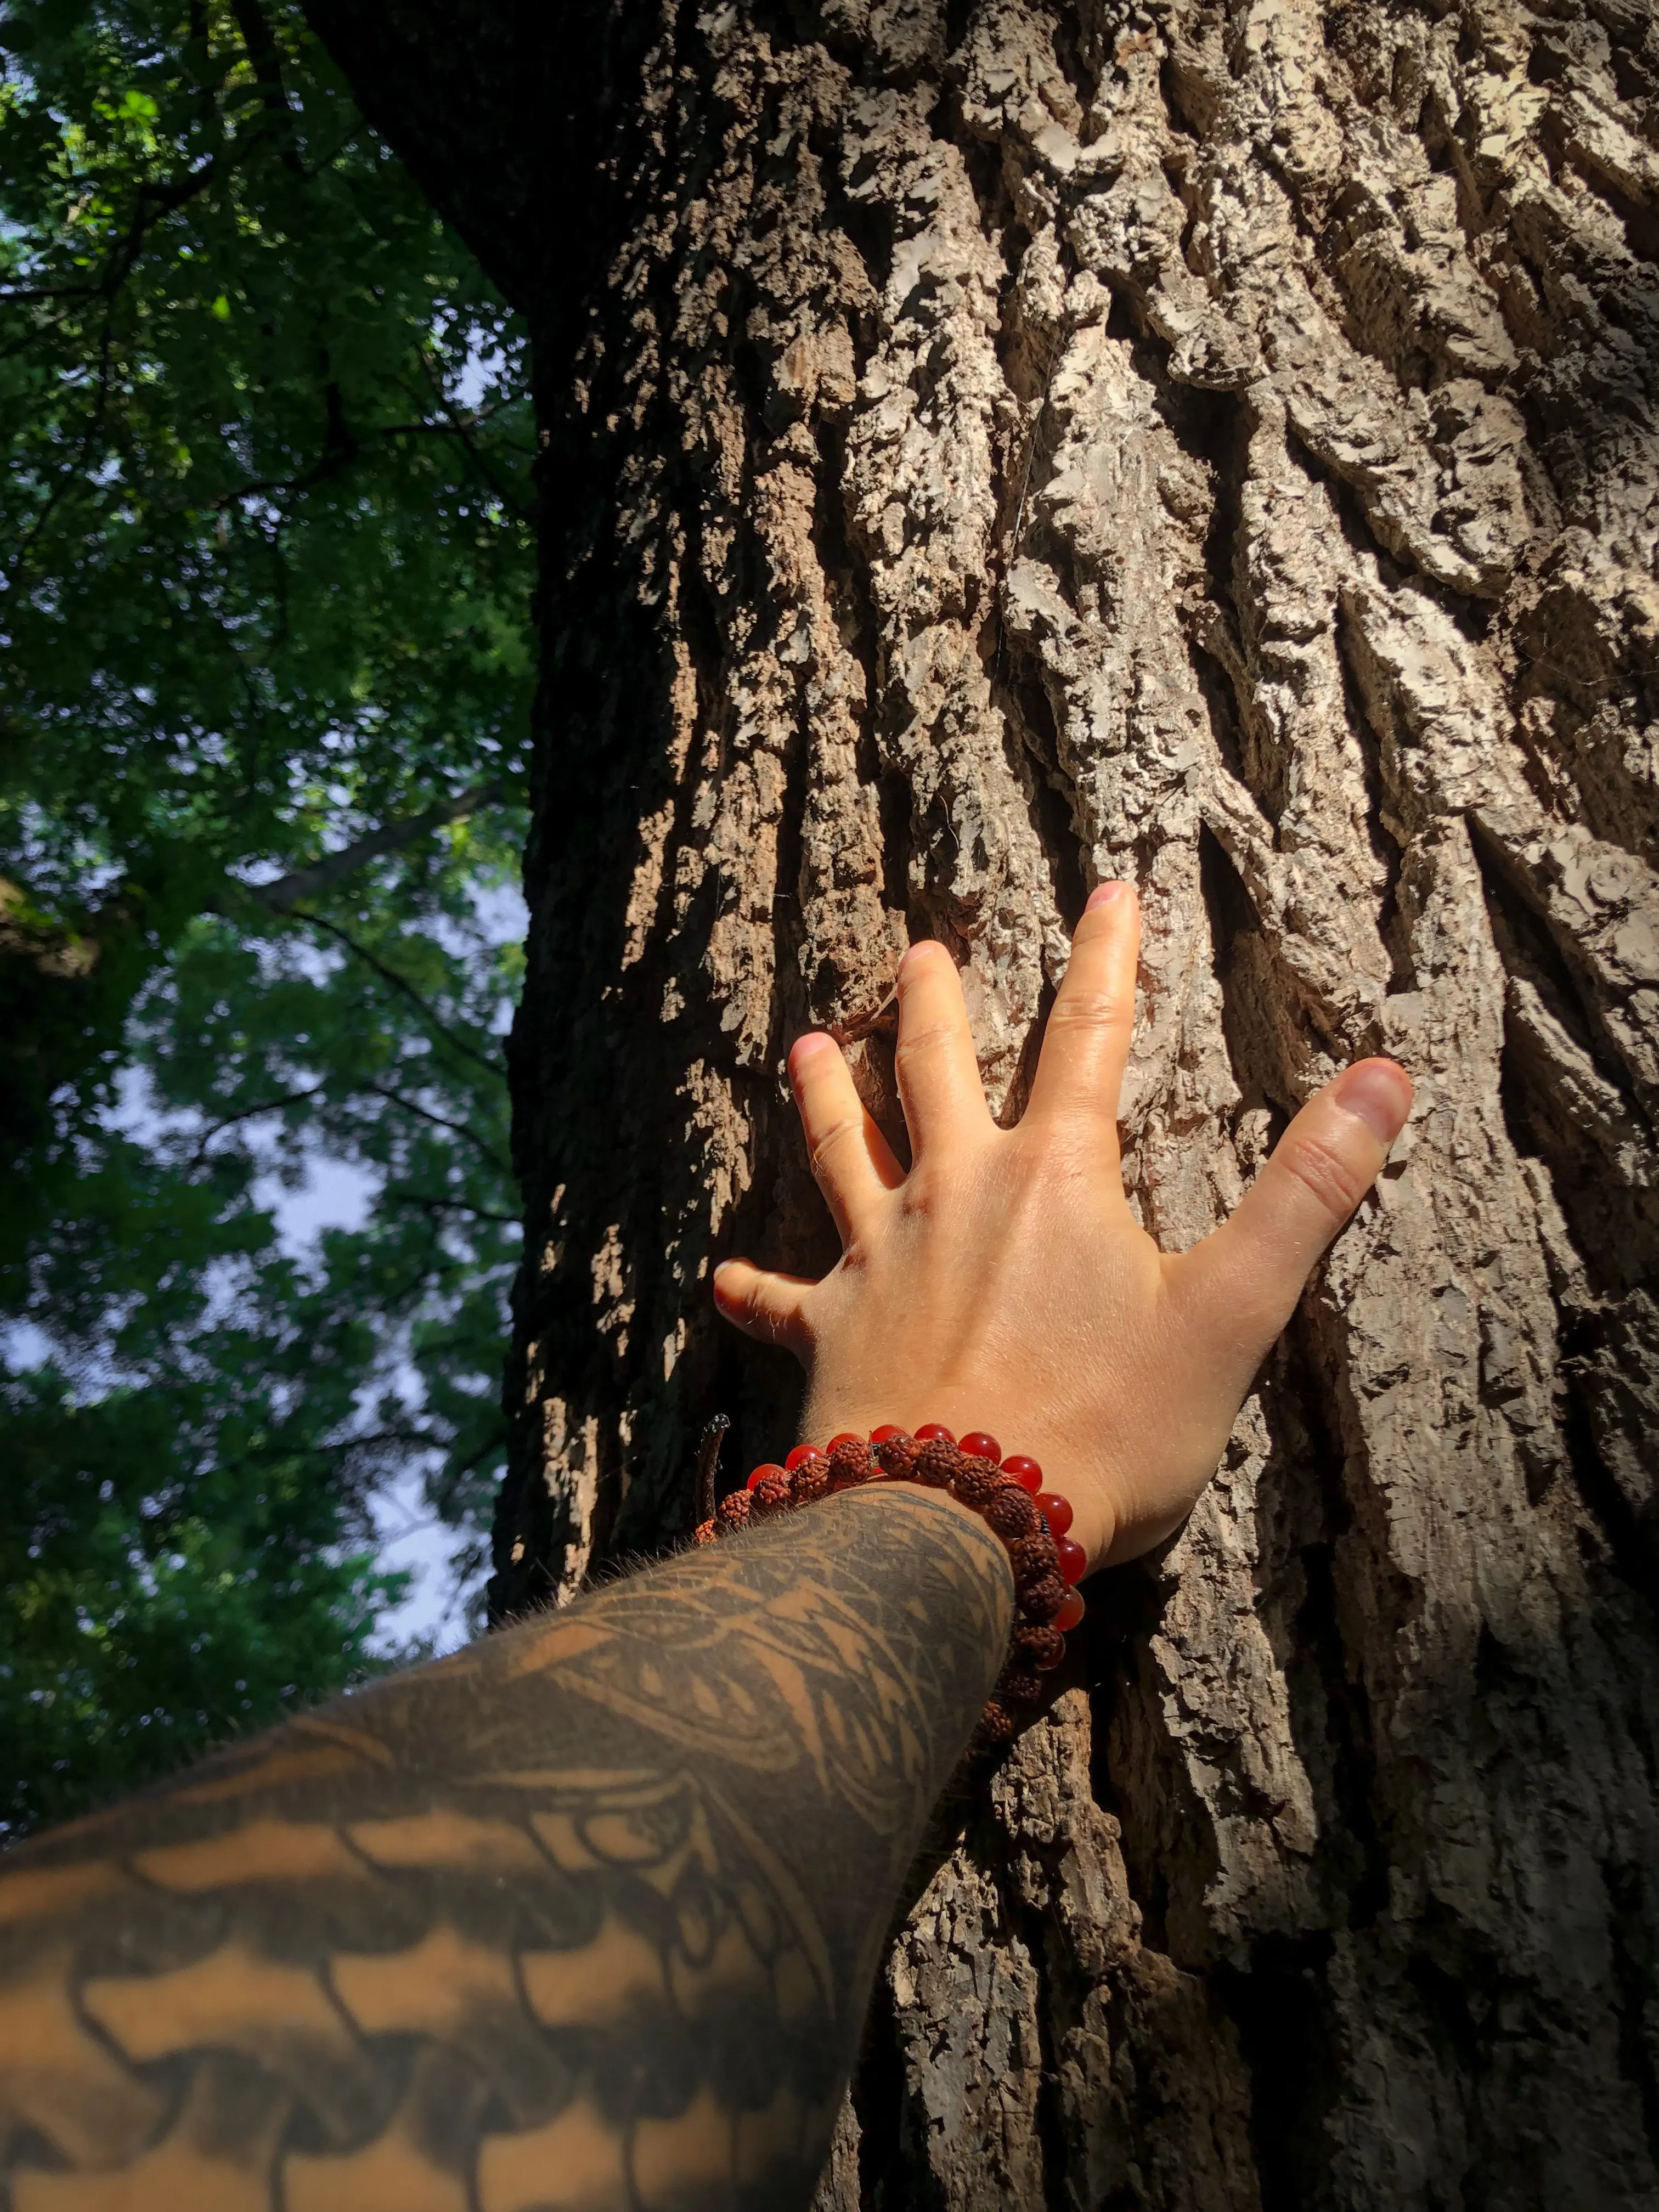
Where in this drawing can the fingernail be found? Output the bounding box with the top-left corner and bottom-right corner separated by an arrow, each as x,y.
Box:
789,1032 -> 834,1082
1333,1059 -> 1413,1144
1086,881 -> 1126,911
898,939 -> 936,976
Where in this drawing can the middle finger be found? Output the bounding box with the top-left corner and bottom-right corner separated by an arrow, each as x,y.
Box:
893,941 -> 993,1157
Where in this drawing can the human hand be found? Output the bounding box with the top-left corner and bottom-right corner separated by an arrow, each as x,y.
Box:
713,885 -> 1412,1571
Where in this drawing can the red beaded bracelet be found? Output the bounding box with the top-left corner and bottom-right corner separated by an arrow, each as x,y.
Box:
691,1424 -> 1086,1746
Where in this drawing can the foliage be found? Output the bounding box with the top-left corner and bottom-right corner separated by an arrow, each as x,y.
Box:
0,0 -> 534,1831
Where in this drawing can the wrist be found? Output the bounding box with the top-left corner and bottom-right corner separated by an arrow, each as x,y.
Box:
706,1418 -> 1092,1746
798,1397 -> 1116,1574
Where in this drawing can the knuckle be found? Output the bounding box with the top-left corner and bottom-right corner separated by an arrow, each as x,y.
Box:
1280,1127 -> 1366,1221
808,1113 -> 864,1180
1046,987 -> 1128,1033
752,1286 -> 799,1347
896,1170 -> 946,1226
895,1019 -> 964,1067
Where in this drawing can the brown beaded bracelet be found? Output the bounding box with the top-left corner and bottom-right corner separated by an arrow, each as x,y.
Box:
692,1423 -> 1087,1747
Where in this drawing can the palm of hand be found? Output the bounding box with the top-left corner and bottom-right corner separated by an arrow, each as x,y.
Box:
716,887 -> 1411,1571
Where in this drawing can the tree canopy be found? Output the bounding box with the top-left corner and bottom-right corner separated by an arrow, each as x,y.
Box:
0,0 -> 533,1833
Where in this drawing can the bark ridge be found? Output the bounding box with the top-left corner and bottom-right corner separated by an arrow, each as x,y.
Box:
447,0 -> 1659,2200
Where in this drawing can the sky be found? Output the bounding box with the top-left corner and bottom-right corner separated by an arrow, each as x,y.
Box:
259,1154 -> 481,1652
2,885 -> 523,1667
222,872 -> 529,1651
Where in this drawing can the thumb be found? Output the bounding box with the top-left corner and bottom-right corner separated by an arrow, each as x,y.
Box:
713,1259 -> 814,1359
1169,1059 -> 1413,1380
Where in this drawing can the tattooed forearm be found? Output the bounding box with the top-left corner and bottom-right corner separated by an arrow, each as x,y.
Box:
0,1485 -> 1012,2211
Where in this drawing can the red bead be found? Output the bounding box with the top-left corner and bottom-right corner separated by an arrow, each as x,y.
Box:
826,1431 -> 864,1454
871,1423 -> 910,1444
1056,1534 -> 1087,1585
958,1431 -> 1001,1464
1035,1492 -> 1073,1537
1000,1455 -> 1043,1492
1055,1588 -> 1085,1632
747,1462 -> 785,1491
914,1423 -> 956,1444
785,1444 -> 825,1471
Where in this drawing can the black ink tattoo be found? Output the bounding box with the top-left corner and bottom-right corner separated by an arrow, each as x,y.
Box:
0,1486 -> 1012,2211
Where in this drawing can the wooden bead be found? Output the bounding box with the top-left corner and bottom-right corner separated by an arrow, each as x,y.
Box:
996,1667 -> 1043,1707
749,1471 -> 793,1517
790,1457 -> 832,1504
829,1435 -> 876,1486
978,1699 -> 1018,1743
693,1519 -> 719,1546
1019,1572 -> 1066,1623
716,1491 -> 751,1533
872,1432 -> 917,1480
984,1484 -> 1040,1540
1015,1624 -> 1065,1670
913,1438 -> 961,1488
1008,1528 -> 1059,1586
950,1458 -> 1003,1509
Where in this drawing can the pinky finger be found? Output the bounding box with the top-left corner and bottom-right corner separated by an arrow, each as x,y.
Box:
713,1259 -> 815,1359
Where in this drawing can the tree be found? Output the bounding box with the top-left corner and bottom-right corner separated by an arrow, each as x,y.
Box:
291,0 -> 1659,2202
0,0 -> 533,1827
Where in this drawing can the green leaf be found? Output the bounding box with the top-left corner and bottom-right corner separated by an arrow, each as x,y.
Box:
0,0 -> 532,1832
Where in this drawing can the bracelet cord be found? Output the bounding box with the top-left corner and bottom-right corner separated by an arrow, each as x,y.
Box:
692,1426 -> 1086,1747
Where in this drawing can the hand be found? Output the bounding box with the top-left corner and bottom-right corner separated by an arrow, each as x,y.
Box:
714,885 -> 1413,1571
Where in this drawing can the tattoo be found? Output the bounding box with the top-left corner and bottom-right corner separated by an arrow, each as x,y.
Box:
0,1487 -> 1010,2211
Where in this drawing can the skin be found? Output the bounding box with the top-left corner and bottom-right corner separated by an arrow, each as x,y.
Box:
0,888 -> 1409,2209
716,883 -> 1413,1567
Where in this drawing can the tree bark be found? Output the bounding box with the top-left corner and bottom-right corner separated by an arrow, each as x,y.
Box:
309,0 -> 1659,2203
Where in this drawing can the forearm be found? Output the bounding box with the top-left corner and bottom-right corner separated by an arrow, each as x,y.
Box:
0,1485 -> 1011,2210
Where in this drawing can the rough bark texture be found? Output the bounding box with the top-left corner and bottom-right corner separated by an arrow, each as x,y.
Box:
308,0 -> 1659,2202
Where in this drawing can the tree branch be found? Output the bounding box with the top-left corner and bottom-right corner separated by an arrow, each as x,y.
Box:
294,912 -> 503,1081
413,351 -> 534,520
187,1082 -> 329,1165
228,0 -> 305,173
245,783 -> 505,913
300,0 -> 546,307
363,1082 -> 510,1174
385,1192 -> 521,1226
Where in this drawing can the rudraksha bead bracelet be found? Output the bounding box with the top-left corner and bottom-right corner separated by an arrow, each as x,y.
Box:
692,1424 -> 1087,1746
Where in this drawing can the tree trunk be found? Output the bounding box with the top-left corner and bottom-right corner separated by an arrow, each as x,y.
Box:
309,0 -> 1659,2202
